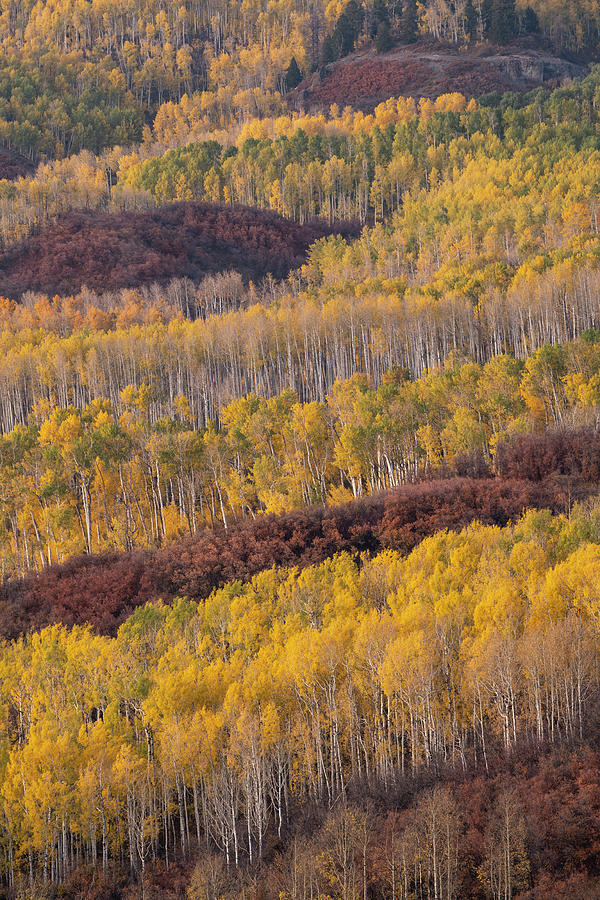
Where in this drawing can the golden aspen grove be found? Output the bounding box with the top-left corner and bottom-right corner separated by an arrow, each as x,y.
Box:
3,0 -> 600,897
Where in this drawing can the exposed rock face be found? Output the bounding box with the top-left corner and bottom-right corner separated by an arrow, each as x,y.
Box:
488,51 -> 584,87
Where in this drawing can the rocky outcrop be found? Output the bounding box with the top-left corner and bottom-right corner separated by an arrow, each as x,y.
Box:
291,43 -> 588,110
487,51 -> 584,87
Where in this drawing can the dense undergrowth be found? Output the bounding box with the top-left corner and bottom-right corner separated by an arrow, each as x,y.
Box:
0,204 -> 359,298
0,473 -> 569,639
55,738 -> 600,899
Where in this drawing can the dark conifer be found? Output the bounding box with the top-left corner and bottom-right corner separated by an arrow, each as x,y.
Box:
465,0 -> 478,40
376,19 -> 393,52
523,6 -> 540,33
285,56 -> 303,91
489,0 -> 517,43
401,0 -> 418,43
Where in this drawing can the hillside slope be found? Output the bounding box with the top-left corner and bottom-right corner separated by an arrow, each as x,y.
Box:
292,41 -> 585,110
60,738 -> 600,899
0,474 -> 577,639
0,203 -> 359,299
0,146 -> 35,180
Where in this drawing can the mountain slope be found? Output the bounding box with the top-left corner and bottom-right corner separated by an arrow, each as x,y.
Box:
0,474 -> 576,639
0,203 -> 359,299
292,41 -> 585,110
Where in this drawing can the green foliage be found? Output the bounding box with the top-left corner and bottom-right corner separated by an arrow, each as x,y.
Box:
0,50 -> 144,158
285,56 -> 304,91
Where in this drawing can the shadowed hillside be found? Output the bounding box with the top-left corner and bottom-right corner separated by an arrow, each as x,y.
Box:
0,203 -> 360,299
0,146 -> 35,180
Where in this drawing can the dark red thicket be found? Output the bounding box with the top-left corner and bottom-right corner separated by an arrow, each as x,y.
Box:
0,202 -> 360,299
0,475 -> 571,639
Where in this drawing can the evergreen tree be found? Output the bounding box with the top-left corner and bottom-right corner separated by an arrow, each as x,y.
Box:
345,0 -> 366,38
523,6 -> 540,33
489,0 -> 517,43
332,1 -> 364,58
371,0 -> 390,37
401,0 -> 418,43
481,0 -> 493,35
321,33 -> 337,64
285,56 -> 303,91
332,13 -> 353,56
465,0 -> 478,40
376,19 -> 393,51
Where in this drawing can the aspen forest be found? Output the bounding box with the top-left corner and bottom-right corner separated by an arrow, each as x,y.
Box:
4,0 -> 600,897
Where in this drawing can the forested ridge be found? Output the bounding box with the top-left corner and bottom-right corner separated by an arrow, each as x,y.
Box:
0,0 -> 592,165
0,472 -> 575,639
4,0 -> 600,896
0,335 -> 598,581
5,71 -> 600,246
